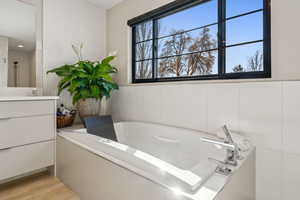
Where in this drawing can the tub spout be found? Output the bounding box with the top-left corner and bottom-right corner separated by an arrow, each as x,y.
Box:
201,137 -> 236,151
222,125 -> 234,144
201,126 -> 241,166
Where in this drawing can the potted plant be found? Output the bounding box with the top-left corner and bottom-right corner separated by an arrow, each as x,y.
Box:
47,44 -> 119,122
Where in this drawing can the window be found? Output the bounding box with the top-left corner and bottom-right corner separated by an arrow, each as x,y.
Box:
128,0 -> 271,83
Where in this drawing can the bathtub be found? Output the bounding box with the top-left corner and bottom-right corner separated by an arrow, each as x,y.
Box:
57,122 -> 255,200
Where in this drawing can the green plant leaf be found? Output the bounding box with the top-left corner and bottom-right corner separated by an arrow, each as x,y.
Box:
101,81 -> 119,91
58,82 -> 71,95
99,73 -> 113,82
101,56 -> 115,65
80,61 -> 94,74
47,49 -> 119,105
90,85 -> 101,97
68,80 -> 82,94
57,76 -> 72,95
95,63 -> 118,75
80,89 -> 91,99
72,92 -> 82,105
74,71 -> 89,78
47,65 -> 74,77
101,87 -> 110,98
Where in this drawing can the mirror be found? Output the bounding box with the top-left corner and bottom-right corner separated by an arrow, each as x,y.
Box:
0,0 -> 40,88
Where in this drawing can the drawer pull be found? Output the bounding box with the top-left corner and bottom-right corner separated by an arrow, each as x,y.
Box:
0,147 -> 12,151
0,117 -> 11,121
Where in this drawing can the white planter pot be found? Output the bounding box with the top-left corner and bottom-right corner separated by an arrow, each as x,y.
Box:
77,98 -> 101,122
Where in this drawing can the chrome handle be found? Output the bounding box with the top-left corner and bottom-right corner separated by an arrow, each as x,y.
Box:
0,117 -> 11,121
0,147 -> 12,151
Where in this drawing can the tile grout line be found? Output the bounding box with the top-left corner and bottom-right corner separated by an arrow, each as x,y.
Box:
158,86 -> 162,124
204,85 -> 208,132
280,81 -> 284,200
237,84 -> 241,135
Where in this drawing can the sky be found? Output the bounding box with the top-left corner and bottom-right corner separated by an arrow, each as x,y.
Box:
157,0 -> 264,73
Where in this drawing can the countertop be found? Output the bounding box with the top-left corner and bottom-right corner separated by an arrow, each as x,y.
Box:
0,96 -> 59,102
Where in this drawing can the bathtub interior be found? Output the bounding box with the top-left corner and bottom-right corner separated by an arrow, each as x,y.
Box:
60,121 -> 252,196
114,122 -> 227,170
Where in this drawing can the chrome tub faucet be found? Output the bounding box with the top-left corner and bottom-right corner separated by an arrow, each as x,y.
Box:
201,125 -> 242,175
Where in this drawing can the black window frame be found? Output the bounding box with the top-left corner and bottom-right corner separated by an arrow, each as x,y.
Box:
128,0 -> 271,84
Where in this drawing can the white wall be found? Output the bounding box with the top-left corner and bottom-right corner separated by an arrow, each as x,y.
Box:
0,37 -> 8,87
107,0 -> 300,200
43,0 -> 107,108
8,50 -> 31,87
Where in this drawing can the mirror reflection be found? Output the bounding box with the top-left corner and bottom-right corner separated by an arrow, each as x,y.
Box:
0,0 -> 37,88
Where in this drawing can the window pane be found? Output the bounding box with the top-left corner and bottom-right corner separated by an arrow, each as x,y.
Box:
226,12 -> 263,45
226,42 -> 263,73
135,21 -> 153,42
158,50 -> 218,78
135,60 -> 152,79
158,25 -> 218,58
158,0 -> 218,37
226,0 -> 263,18
136,41 -> 152,61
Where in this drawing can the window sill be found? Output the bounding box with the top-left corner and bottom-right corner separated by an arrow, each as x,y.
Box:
120,77 -> 277,87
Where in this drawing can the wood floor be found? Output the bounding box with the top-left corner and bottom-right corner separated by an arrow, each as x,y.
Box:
0,172 -> 80,200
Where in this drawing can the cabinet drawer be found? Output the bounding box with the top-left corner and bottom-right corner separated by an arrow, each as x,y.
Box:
0,115 -> 55,149
0,100 -> 55,118
0,141 -> 54,181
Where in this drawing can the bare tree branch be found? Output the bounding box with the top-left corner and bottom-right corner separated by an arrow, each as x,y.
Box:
247,50 -> 263,72
135,24 -> 217,78
135,22 -> 153,79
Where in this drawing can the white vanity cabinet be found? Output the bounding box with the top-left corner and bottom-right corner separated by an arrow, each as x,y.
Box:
0,97 -> 58,182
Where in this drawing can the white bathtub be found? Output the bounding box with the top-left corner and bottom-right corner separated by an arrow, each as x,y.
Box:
57,122 -> 255,200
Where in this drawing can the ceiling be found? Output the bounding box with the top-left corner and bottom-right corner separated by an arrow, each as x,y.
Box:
0,0 -> 36,52
86,0 -> 124,9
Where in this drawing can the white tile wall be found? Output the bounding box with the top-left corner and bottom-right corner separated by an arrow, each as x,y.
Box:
118,86 -> 144,121
206,84 -> 239,133
142,86 -> 162,123
282,153 -> 300,199
283,82 -> 300,155
256,148 -> 282,200
180,84 -> 207,131
160,84 -> 207,131
111,80 -> 300,200
239,82 -> 282,151
160,85 -> 182,127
